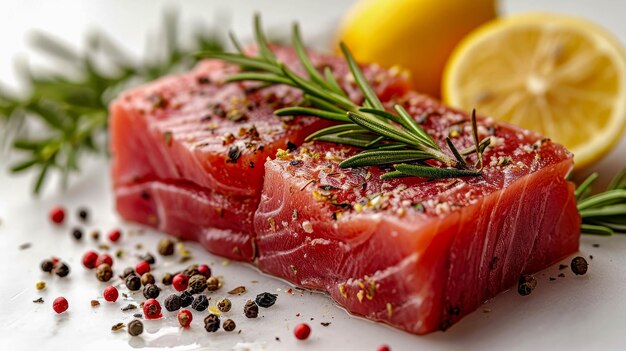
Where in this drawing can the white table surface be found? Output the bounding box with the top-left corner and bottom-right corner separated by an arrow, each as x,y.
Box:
1,1 -> 625,350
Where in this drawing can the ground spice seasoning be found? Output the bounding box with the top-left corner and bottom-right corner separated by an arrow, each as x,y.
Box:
128,320 -> 144,336
244,300 -> 259,318
571,256 -> 588,275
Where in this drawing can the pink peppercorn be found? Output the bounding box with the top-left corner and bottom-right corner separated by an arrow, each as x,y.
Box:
49,206 -> 65,225
197,264 -> 211,278
53,297 -> 68,314
95,253 -> 113,267
135,261 -> 151,276
294,323 -> 311,340
377,346 -> 391,351
177,309 -> 193,328
172,273 -> 189,292
82,251 -> 98,269
103,286 -> 119,302
108,229 -> 121,242
143,298 -> 162,319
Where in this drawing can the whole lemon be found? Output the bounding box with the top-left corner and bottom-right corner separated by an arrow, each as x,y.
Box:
336,0 -> 497,98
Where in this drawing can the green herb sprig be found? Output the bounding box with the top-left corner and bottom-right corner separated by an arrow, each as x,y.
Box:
577,169 -> 626,235
1,10 -> 225,194
199,15 -> 489,180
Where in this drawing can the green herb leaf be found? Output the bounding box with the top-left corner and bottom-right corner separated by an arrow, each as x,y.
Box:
340,150 -> 431,168
393,163 -> 480,178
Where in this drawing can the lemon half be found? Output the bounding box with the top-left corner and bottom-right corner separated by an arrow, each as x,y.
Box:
443,13 -> 626,169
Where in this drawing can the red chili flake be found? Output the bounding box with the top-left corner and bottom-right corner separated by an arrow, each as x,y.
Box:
135,261 -> 151,276
294,323 -> 311,340
95,254 -> 113,268
198,264 -> 211,278
104,286 -> 119,302
172,273 -> 189,292
82,251 -> 99,269
177,309 -> 193,328
53,297 -> 69,314
377,345 -> 391,351
143,298 -> 162,319
108,229 -> 122,243
49,206 -> 65,225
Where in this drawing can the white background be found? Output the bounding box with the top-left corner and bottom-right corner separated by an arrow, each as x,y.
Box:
1,1 -> 625,350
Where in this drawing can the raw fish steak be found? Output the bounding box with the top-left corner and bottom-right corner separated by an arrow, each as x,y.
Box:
110,48 -> 410,260
253,92 -> 580,334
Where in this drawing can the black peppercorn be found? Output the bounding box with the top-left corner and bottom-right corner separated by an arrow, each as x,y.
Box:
72,228 -> 83,241
192,295 -> 209,311
517,274 -> 537,296
183,264 -> 200,277
244,300 -> 259,318
141,273 -> 155,286
143,284 -> 160,299
217,298 -> 232,312
125,275 -> 141,291
179,291 -> 194,308
158,239 -> 175,256
206,276 -> 220,291
77,208 -> 89,222
187,275 -> 207,294
164,294 -> 181,312
96,263 -> 112,282
55,262 -> 71,278
128,319 -> 143,336
255,292 -> 278,308
162,273 -> 173,285
223,319 -> 236,332
140,253 -> 156,265
204,314 -> 220,333
41,259 -> 54,273
121,267 -> 135,278
571,256 -> 588,275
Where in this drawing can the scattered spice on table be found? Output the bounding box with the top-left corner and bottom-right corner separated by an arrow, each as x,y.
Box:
192,295 -> 209,311
108,229 -> 122,243
141,273 -> 155,286
91,230 -> 100,241
571,256 -> 588,275
558,264 -> 568,270
41,259 -> 54,273
135,261 -> 151,276
55,262 -> 71,278
36,281 -> 46,290
517,274 -> 537,296
183,264 -> 200,277
19,243 -> 32,250
53,297 -> 68,314
256,292 -> 278,308
204,314 -> 220,332
294,323 -> 311,340
128,320 -> 144,336
180,291 -> 194,308
82,251 -> 99,269
125,275 -> 141,291
72,228 -> 83,241
121,267 -> 135,278
188,275 -> 208,294
558,273 -> 566,278
111,322 -> 125,332
143,298 -> 162,319
198,264 -> 211,278
228,286 -> 246,295
121,304 -> 137,312
33,297 -> 44,304
217,298 -> 232,312
164,294 -> 182,312
104,286 -> 119,302
173,273 -> 189,291
95,254 -> 113,267
96,263 -> 113,282
206,276 -> 220,291
162,273 -> 174,285
49,206 -> 65,224
143,284 -> 161,299
77,208 -> 89,222
592,244 -> 600,248
91,300 -> 100,307
223,318 -> 236,332
377,345 -> 391,351
158,239 -> 175,256
178,309 -> 193,327
321,322 -> 331,327
244,300 -> 259,318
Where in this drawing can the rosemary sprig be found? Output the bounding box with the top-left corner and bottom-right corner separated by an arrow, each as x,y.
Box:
198,15 -> 489,180
1,10 -> 225,194
577,169 -> 626,235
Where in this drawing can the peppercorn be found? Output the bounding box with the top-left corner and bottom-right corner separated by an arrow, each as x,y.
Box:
182,264 -> 200,277
141,273 -> 155,286
121,267 -> 135,278
143,284 -> 160,299
72,228 -> 83,241
179,291 -> 194,308
243,300 -> 259,318
217,298 -> 232,313
139,252 -> 156,265
177,309 -> 193,327
192,295 -> 209,311
104,286 -> 119,302
55,262 -> 70,278
82,251 -> 98,269
135,261 -> 150,276
49,206 -> 65,224
143,298 -> 162,319
108,229 -> 121,243
204,314 -> 220,333
125,275 -> 142,291
128,319 -> 144,336
517,274 -> 537,296
77,208 -> 89,222
96,263 -> 112,282
164,294 -> 181,312
41,259 -> 55,273
294,323 -> 311,340
157,239 -> 175,256
571,256 -> 588,275
198,264 -> 211,278
187,275 -> 207,294
377,345 -> 391,351
173,273 -> 189,292
223,319 -> 236,332
206,276 -> 219,291
91,230 -> 100,241
36,281 -> 46,290
95,253 -> 113,268
162,273 -> 173,285
53,296 -> 68,313
255,292 -> 278,308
